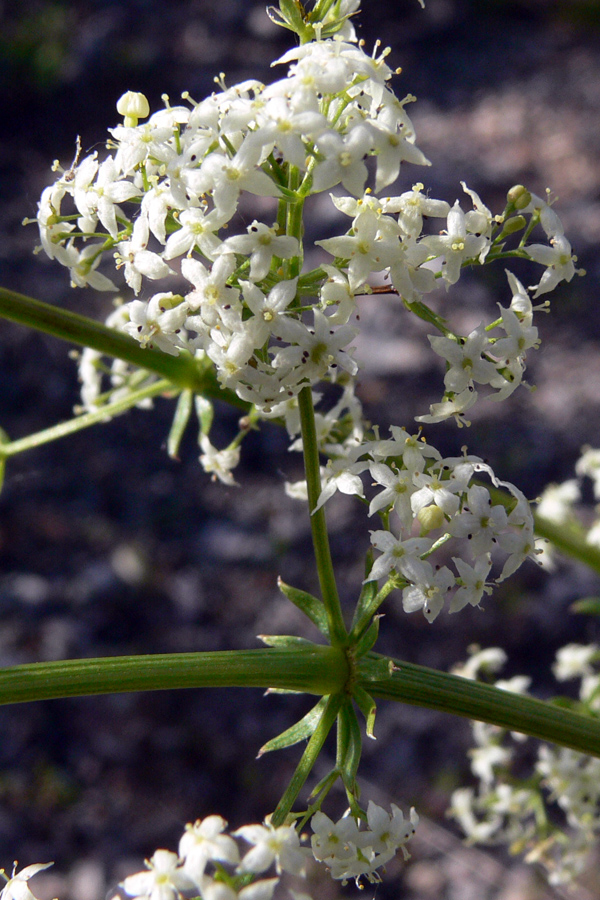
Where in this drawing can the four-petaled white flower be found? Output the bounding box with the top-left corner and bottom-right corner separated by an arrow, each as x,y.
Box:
122,850 -> 195,900
179,816 -> 240,883
234,822 -> 309,876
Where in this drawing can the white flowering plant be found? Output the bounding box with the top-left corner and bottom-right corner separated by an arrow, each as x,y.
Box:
0,0 -> 599,894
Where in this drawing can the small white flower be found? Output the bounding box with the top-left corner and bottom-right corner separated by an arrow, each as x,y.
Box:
527,234 -> 581,297
122,850 -> 194,900
313,457 -> 367,513
429,326 -> 499,394
199,436 -> 241,486
449,555 -> 493,613
449,485 -> 508,557
200,875 -> 278,900
536,480 -> 580,524
401,559 -> 455,621
364,800 -> 419,855
0,864 -> 53,900
115,214 -> 173,294
368,531 -> 432,583
310,810 -> 361,862
553,644 -> 599,682
422,201 -> 489,286
234,822 -> 308,876
217,221 -> 299,282
179,816 -> 240,882
415,386 -> 478,427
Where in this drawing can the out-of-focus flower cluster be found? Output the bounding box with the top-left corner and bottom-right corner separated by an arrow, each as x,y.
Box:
450,644 -> 600,885
536,446 -> 600,564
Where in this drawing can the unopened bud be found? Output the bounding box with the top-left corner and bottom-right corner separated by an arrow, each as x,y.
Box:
500,215 -> 527,236
116,91 -> 150,127
507,185 -> 531,210
417,504 -> 445,533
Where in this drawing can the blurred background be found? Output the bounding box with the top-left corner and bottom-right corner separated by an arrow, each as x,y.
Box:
1,1 -> 600,898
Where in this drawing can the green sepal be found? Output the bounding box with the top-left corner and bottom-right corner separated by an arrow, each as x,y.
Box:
258,634 -> 318,649
167,389 -> 192,459
272,0 -> 306,31
336,701 -> 362,795
277,577 -> 330,637
353,685 -> 377,739
0,427 -> 8,494
257,696 -> 328,757
308,767 -> 339,802
309,0 -> 334,19
570,597 -> 600,617
353,615 -> 381,658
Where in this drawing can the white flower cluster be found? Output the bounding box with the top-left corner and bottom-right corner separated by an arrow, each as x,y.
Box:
33,19 -> 582,482
307,426 -> 537,621
449,644 -> 600,885
35,36 -> 430,413
1,804 -> 418,900
311,801 -> 418,885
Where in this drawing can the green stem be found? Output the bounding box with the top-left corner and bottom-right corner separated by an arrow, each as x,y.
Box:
2,647 -> 599,760
534,513 -> 600,576
298,386 -> 347,646
0,287 -> 203,390
270,693 -> 344,826
0,647 -> 348,706
0,379 -> 174,457
0,287 -> 246,410
362,653 -> 600,758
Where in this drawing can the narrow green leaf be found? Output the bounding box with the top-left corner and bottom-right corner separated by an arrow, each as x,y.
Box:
277,577 -> 330,637
271,693 -> 344,827
167,389 -> 192,459
0,427 -> 8,493
337,702 -> 362,794
195,395 -> 214,436
258,634 -> 318,649
570,597 -> 600,617
353,685 -> 377,740
353,615 -> 381,658
278,0 -> 306,30
258,696 -> 328,756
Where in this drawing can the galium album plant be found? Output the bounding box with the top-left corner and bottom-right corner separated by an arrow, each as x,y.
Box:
0,0 -> 599,893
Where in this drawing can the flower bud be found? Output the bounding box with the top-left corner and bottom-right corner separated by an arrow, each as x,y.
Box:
499,215 -> 527,237
506,185 -> 531,210
116,91 -> 150,127
417,504 -> 445,533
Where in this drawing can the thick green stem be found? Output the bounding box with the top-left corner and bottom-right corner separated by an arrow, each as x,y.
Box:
270,693 -> 344,826
1,647 -> 599,761
298,386 -> 347,646
0,647 -> 348,706
362,653 -> 600,758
